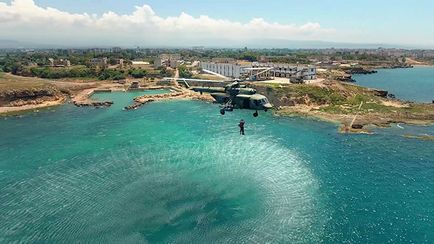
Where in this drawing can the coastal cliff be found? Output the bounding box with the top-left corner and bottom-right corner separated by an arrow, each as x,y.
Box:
0,88 -> 64,107
251,81 -> 434,132
0,75 -> 66,114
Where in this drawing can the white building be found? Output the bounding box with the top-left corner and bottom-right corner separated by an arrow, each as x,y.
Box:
201,61 -> 317,82
115,58 -> 124,67
90,57 -> 108,67
48,58 -> 71,67
200,61 -> 248,79
154,54 -> 182,68
252,62 -> 317,81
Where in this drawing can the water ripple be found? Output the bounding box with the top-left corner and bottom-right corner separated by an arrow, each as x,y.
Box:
0,131 -> 325,243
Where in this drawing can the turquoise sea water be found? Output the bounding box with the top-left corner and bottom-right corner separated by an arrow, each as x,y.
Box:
353,66 -> 434,103
1,90 -> 434,243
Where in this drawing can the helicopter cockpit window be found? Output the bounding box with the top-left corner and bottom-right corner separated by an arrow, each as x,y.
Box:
254,100 -> 260,106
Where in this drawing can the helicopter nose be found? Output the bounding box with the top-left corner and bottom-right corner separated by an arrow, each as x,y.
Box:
263,103 -> 273,109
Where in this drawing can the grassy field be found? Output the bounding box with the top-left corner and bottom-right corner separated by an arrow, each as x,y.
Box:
0,73 -> 54,92
259,81 -> 434,117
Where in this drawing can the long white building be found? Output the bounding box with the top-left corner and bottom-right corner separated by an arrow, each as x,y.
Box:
252,62 -> 317,81
201,61 -> 317,82
200,61 -> 248,79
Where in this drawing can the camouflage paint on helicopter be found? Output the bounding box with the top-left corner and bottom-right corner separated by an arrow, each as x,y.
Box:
192,81 -> 273,117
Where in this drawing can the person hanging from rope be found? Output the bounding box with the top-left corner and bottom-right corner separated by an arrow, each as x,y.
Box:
239,119 -> 245,135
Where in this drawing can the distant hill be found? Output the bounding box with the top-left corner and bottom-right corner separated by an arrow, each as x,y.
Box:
0,40 -> 69,49
0,39 -> 419,50
0,40 -> 22,49
237,39 -> 413,49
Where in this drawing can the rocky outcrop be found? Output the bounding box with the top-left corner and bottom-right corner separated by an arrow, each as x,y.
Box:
344,67 -> 378,75
372,89 -> 388,98
73,100 -> 113,107
0,87 -> 64,107
124,89 -> 213,111
124,99 -> 155,110
379,64 -> 414,69
337,74 -> 356,82
351,124 -> 364,130
124,92 -> 185,110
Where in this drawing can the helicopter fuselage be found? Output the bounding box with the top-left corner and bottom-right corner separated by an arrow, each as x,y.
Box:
191,81 -> 273,116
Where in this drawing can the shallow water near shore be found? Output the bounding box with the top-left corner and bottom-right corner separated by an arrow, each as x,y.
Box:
92,89 -> 170,108
1,91 -> 434,242
353,66 -> 434,103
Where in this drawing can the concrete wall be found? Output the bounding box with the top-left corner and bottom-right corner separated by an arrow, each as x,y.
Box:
201,62 -> 244,78
252,62 -> 317,80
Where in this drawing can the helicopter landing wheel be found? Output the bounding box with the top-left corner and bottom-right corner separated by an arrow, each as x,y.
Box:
253,111 -> 259,117
220,109 -> 226,115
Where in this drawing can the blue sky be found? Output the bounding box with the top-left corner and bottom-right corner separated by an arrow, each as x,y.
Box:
30,0 -> 433,29
1,0 -> 434,48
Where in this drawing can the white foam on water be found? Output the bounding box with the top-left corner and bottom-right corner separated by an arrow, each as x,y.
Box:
168,134 -> 327,243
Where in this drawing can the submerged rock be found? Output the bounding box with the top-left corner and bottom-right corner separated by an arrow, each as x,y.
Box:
124,99 -> 154,110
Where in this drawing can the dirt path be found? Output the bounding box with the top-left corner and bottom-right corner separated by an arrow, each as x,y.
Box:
405,58 -> 426,65
349,101 -> 364,128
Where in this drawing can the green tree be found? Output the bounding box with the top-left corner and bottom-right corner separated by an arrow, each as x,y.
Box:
98,69 -> 126,80
239,51 -> 258,62
178,65 -> 192,78
130,69 -> 147,78
158,67 -> 174,77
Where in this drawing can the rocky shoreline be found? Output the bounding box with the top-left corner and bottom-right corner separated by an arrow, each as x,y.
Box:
92,81 -> 431,135
67,84 -> 213,111
124,89 -> 213,110
73,100 -> 114,107
252,81 -> 434,134
1,75 -> 432,137
0,77 -> 213,115
276,105 -> 434,134
344,67 -> 378,75
0,86 -> 67,115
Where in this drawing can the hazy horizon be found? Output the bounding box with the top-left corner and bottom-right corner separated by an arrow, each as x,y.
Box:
0,39 -> 424,50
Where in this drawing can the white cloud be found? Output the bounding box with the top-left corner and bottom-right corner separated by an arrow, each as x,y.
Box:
0,0 -> 336,47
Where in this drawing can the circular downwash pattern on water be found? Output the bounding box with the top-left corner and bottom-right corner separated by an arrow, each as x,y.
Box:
0,133 -> 326,243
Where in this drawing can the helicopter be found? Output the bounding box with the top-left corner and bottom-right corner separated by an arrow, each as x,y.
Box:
191,81 -> 273,117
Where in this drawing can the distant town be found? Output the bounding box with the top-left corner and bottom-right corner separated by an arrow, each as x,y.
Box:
0,47 -> 432,88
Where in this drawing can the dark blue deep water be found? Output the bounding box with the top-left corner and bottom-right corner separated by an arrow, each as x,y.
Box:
353,66 -> 434,103
0,90 -> 434,243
